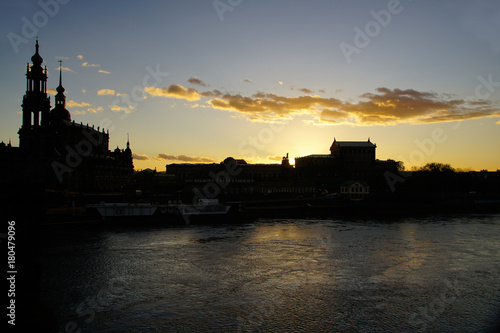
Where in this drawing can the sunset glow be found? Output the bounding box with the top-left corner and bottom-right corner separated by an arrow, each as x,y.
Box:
1,0 -> 499,171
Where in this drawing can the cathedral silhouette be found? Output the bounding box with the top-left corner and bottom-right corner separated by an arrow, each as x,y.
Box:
0,40 -> 134,192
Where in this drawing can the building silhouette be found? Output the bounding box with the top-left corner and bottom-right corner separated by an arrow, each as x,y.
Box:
294,138 -> 398,193
0,40 -> 134,193
165,139 -> 400,202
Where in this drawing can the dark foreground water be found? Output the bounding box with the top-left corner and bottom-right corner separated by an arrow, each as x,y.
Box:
40,215 -> 500,332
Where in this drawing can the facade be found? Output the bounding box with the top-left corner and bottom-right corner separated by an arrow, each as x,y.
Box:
330,138 -> 376,164
340,180 -> 370,201
296,138 -> 376,169
166,156 -> 312,201
292,138 -> 398,194
0,40 -> 134,192
166,139 -> 399,201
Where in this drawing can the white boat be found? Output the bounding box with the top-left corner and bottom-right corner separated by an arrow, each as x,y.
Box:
178,199 -> 231,216
87,202 -> 158,218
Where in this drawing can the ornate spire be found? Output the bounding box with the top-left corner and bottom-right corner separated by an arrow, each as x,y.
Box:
31,39 -> 43,67
50,60 -> 71,123
56,60 -> 65,95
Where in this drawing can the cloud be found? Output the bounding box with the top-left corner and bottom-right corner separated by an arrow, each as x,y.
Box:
132,153 -> 150,161
208,92 -> 342,122
55,66 -> 75,73
66,100 -> 91,108
242,78 -> 252,83
82,62 -> 100,68
97,89 -> 116,96
86,106 -> 103,114
345,87 -> 499,125
146,84 -> 500,125
267,155 -> 283,162
110,104 -> 135,113
156,154 -> 216,163
187,77 -> 207,87
72,106 -> 103,115
210,88 -> 500,125
144,85 -> 201,101
278,81 -> 283,85
47,88 -> 57,95
299,88 -> 314,94
78,57 -> 110,73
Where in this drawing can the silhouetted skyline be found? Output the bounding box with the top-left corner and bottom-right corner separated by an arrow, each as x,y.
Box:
1,1 -> 499,171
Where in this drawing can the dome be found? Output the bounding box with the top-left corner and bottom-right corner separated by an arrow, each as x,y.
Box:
31,40 -> 43,65
50,105 -> 71,123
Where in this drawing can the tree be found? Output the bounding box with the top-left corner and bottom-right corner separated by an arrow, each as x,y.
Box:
418,162 -> 455,173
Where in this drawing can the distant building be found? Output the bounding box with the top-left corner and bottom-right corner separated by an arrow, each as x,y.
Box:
295,138 -> 376,168
340,180 -> 370,201
0,40 -> 134,192
295,138 -> 398,193
330,138 -> 376,164
166,155 -> 308,201
166,138 -> 399,201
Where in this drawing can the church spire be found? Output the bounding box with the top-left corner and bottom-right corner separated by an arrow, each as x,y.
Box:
49,59 -> 71,124
55,60 -> 66,108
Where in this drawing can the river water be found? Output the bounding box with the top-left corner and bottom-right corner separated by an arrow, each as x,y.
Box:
40,215 -> 500,332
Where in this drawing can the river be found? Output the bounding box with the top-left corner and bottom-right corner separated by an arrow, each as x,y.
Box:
40,215 -> 500,332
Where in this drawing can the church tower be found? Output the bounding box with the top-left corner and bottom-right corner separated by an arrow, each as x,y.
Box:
49,61 -> 71,125
19,39 -> 51,149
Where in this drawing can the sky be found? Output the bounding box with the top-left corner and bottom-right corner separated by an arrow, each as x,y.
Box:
1,0 -> 499,171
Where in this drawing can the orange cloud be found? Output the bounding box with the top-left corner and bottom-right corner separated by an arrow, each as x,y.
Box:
110,104 -> 135,113
82,62 -> 99,68
97,89 -> 116,96
58,66 -> 75,73
156,154 -> 216,163
267,155 -> 283,162
132,153 -> 150,161
66,100 -> 91,108
144,85 -> 201,101
146,85 -> 500,125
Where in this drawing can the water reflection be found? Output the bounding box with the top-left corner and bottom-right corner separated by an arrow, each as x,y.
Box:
40,216 -> 500,332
